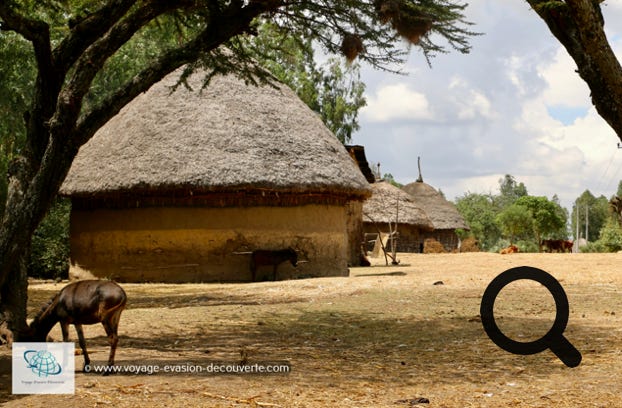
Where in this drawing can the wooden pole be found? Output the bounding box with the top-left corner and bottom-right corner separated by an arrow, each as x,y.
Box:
416,157 -> 423,182
575,201 -> 580,252
585,204 -> 589,242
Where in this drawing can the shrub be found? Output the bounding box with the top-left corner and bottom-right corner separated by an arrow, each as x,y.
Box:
29,198 -> 70,279
598,218 -> 622,252
580,241 -> 605,253
516,239 -> 539,253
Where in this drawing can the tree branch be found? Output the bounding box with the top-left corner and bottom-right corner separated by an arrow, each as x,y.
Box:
73,39 -> 206,146
1,3 -> 61,169
564,0 -> 621,94
53,0 -> 138,73
0,2 -> 53,74
527,0 -> 622,140
73,1 -> 273,146
48,1 -> 185,139
0,2 -> 49,44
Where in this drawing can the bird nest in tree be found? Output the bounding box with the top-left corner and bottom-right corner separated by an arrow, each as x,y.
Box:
340,33 -> 364,62
374,0 -> 434,44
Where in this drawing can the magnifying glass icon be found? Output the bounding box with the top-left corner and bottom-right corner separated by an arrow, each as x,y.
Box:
480,266 -> 582,368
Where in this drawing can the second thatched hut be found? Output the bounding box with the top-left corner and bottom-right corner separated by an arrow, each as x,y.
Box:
362,180 -> 434,253
402,180 -> 469,251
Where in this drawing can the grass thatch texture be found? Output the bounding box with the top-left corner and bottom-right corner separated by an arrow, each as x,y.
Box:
363,181 -> 433,229
402,181 -> 469,230
60,70 -> 370,201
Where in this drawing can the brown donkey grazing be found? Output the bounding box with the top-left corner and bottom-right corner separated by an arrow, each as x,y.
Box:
250,248 -> 298,281
25,280 -> 127,374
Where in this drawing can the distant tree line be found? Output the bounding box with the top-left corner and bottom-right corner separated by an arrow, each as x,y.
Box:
455,175 -> 622,253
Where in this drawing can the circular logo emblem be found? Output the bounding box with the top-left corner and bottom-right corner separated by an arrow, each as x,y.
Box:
24,349 -> 63,377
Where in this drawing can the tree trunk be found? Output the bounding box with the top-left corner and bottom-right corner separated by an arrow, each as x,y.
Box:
0,246 -> 29,340
0,158 -> 30,337
0,134 -> 78,337
527,0 -> 622,141
0,1 -> 263,335
0,180 -> 62,338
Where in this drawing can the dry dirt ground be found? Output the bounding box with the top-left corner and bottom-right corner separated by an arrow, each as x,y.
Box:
1,252 -> 622,407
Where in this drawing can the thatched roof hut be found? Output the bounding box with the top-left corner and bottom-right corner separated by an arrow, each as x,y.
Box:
60,69 -> 370,282
62,72 -> 369,205
362,180 -> 433,253
402,180 -> 469,252
363,181 -> 432,228
402,181 -> 468,230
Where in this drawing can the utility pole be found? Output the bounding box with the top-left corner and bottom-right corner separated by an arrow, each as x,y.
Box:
576,202 -> 580,235
575,202 -> 580,252
585,205 -> 589,242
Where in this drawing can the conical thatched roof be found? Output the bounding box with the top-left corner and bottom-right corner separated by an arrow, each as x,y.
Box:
60,69 -> 370,202
402,181 -> 469,230
363,181 -> 433,229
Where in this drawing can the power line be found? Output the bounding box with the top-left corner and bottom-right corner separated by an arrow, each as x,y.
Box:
604,156 -> 622,194
600,142 -> 622,194
597,149 -> 617,192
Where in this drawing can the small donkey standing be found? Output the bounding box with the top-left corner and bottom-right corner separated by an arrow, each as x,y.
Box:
250,248 -> 298,281
25,280 -> 127,374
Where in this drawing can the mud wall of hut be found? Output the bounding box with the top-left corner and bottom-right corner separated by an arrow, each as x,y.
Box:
422,230 -> 460,252
69,205 -> 350,282
346,201 -> 364,266
395,225 -> 424,253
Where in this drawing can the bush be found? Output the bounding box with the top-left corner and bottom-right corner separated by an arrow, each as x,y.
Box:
598,218 -> 622,252
490,239 -> 511,254
516,239 -> 539,253
580,241 -> 606,253
29,198 -> 70,279
580,218 -> 622,253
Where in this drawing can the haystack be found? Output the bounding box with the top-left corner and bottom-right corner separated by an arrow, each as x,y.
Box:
60,69 -> 370,282
363,181 -> 433,253
402,180 -> 469,252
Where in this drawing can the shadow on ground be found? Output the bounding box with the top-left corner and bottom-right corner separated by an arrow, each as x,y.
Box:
7,277 -> 617,405
1,306 -> 613,404
71,310 -> 614,383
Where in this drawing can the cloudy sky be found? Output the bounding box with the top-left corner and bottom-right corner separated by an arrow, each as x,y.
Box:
351,1 -> 622,211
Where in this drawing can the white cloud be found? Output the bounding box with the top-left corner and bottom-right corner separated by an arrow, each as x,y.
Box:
353,0 -> 622,212
448,76 -> 496,120
361,83 -> 434,122
539,48 -> 591,107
